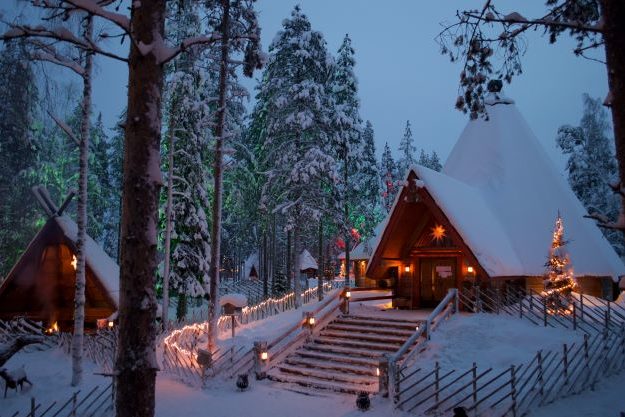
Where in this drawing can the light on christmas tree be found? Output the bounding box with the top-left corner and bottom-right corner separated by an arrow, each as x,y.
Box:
542,213 -> 577,315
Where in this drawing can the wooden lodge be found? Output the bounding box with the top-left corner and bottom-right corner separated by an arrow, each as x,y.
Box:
358,90 -> 624,308
0,189 -> 119,331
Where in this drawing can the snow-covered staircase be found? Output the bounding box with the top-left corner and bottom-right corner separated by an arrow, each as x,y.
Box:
267,314 -> 423,394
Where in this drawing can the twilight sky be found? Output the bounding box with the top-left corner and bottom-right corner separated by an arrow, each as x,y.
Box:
5,1 -> 609,170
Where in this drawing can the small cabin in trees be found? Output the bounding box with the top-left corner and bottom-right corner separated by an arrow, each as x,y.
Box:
299,249 -> 318,278
0,188 -> 119,331
365,89 -> 625,308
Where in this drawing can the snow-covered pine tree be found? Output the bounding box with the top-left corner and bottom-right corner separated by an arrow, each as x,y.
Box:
380,142 -> 398,212
103,110 -> 126,261
356,120 -> 381,238
397,120 -> 416,176
543,213 -> 577,314
260,6 -> 338,307
0,41 -> 39,278
417,149 -> 443,172
557,94 -> 623,256
429,151 -> 442,171
164,1 -> 212,321
332,33 -> 363,287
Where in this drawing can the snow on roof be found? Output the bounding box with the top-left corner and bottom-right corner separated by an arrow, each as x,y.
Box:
244,252 -> 258,278
412,165 -> 523,276
55,215 -> 120,306
299,249 -> 318,271
438,92 -> 625,279
220,293 -> 248,308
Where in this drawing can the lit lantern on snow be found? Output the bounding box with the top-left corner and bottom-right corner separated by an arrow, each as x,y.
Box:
260,351 -> 268,361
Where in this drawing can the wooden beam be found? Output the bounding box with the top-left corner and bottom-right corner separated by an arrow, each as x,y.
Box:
57,189 -> 76,215
31,186 -> 55,217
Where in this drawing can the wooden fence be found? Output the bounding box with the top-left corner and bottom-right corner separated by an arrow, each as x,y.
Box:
56,330 -> 117,374
395,327 -> 625,416
459,285 -> 625,335
7,381 -> 114,417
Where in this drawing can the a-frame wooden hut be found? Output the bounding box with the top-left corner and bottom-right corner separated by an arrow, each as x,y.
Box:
0,188 -> 119,331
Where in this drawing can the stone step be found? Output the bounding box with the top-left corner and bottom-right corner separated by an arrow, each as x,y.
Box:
275,363 -> 377,385
313,336 -> 398,352
334,316 -> 422,330
325,323 -> 415,337
320,330 -> 406,345
267,370 -> 377,395
303,342 -> 384,358
294,349 -> 381,367
284,356 -> 377,376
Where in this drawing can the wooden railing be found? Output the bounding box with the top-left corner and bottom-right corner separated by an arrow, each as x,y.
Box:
230,288 -> 348,381
381,289 -> 459,398
160,283 -> 345,385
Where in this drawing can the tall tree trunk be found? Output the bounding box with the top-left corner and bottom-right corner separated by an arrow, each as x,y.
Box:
208,0 -> 230,352
115,1 -> 165,416
161,123 -> 175,330
318,218 -> 323,301
344,158 -> 351,288
71,13 -> 93,388
286,230 -> 291,290
262,232 -> 268,297
271,215 -> 276,293
601,0 -> 625,235
293,224 -> 301,307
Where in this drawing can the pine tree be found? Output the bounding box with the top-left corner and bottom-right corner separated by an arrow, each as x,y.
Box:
543,213 -> 577,314
260,6 -> 338,307
557,94 -> 623,256
164,1 -> 212,312
356,120 -> 382,238
380,142 -> 398,212
0,41 -> 39,278
104,110 -> 125,261
397,120 -> 416,176
332,34 -> 363,287
429,151 -> 442,172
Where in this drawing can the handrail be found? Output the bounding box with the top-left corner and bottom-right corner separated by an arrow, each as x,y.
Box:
391,288 -> 458,365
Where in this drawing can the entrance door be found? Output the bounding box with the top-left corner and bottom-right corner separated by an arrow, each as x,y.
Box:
420,258 -> 456,307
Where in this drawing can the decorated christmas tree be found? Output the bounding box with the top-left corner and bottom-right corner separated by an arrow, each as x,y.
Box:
543,213 -> 577,314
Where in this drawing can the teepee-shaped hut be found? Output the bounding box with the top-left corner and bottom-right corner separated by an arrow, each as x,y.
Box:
0,188 -> 119,330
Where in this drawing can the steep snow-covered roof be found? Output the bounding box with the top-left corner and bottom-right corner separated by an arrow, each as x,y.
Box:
412,165 -> 523,276
299,249 -> 318,271
438,92 -> 625,279
55,216 -> 120,305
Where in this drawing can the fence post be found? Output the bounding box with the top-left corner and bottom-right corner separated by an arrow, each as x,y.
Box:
543,298 -> 548,327
71,392 -> 77,417
253,341 -> 268,380
572,303 -> 577,330
602,329 -> 609,377
454,288 -> 459,314
31,397 -> 35,417
378,355 -> 389,398
519,297 -> 523,319
579,293 -> 584,320
537,350 -> 544,400
605,310 -> 609,331
583,333 -> 590,391
474,286 -> 481,313
435,361 -> 440,404
529,289 -> 533,313
510,365 -> 517,417
472,362 -> 477,405
563,344 -> 569,385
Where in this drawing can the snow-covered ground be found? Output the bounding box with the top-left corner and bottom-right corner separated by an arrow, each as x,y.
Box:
1,307 -> 623,417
